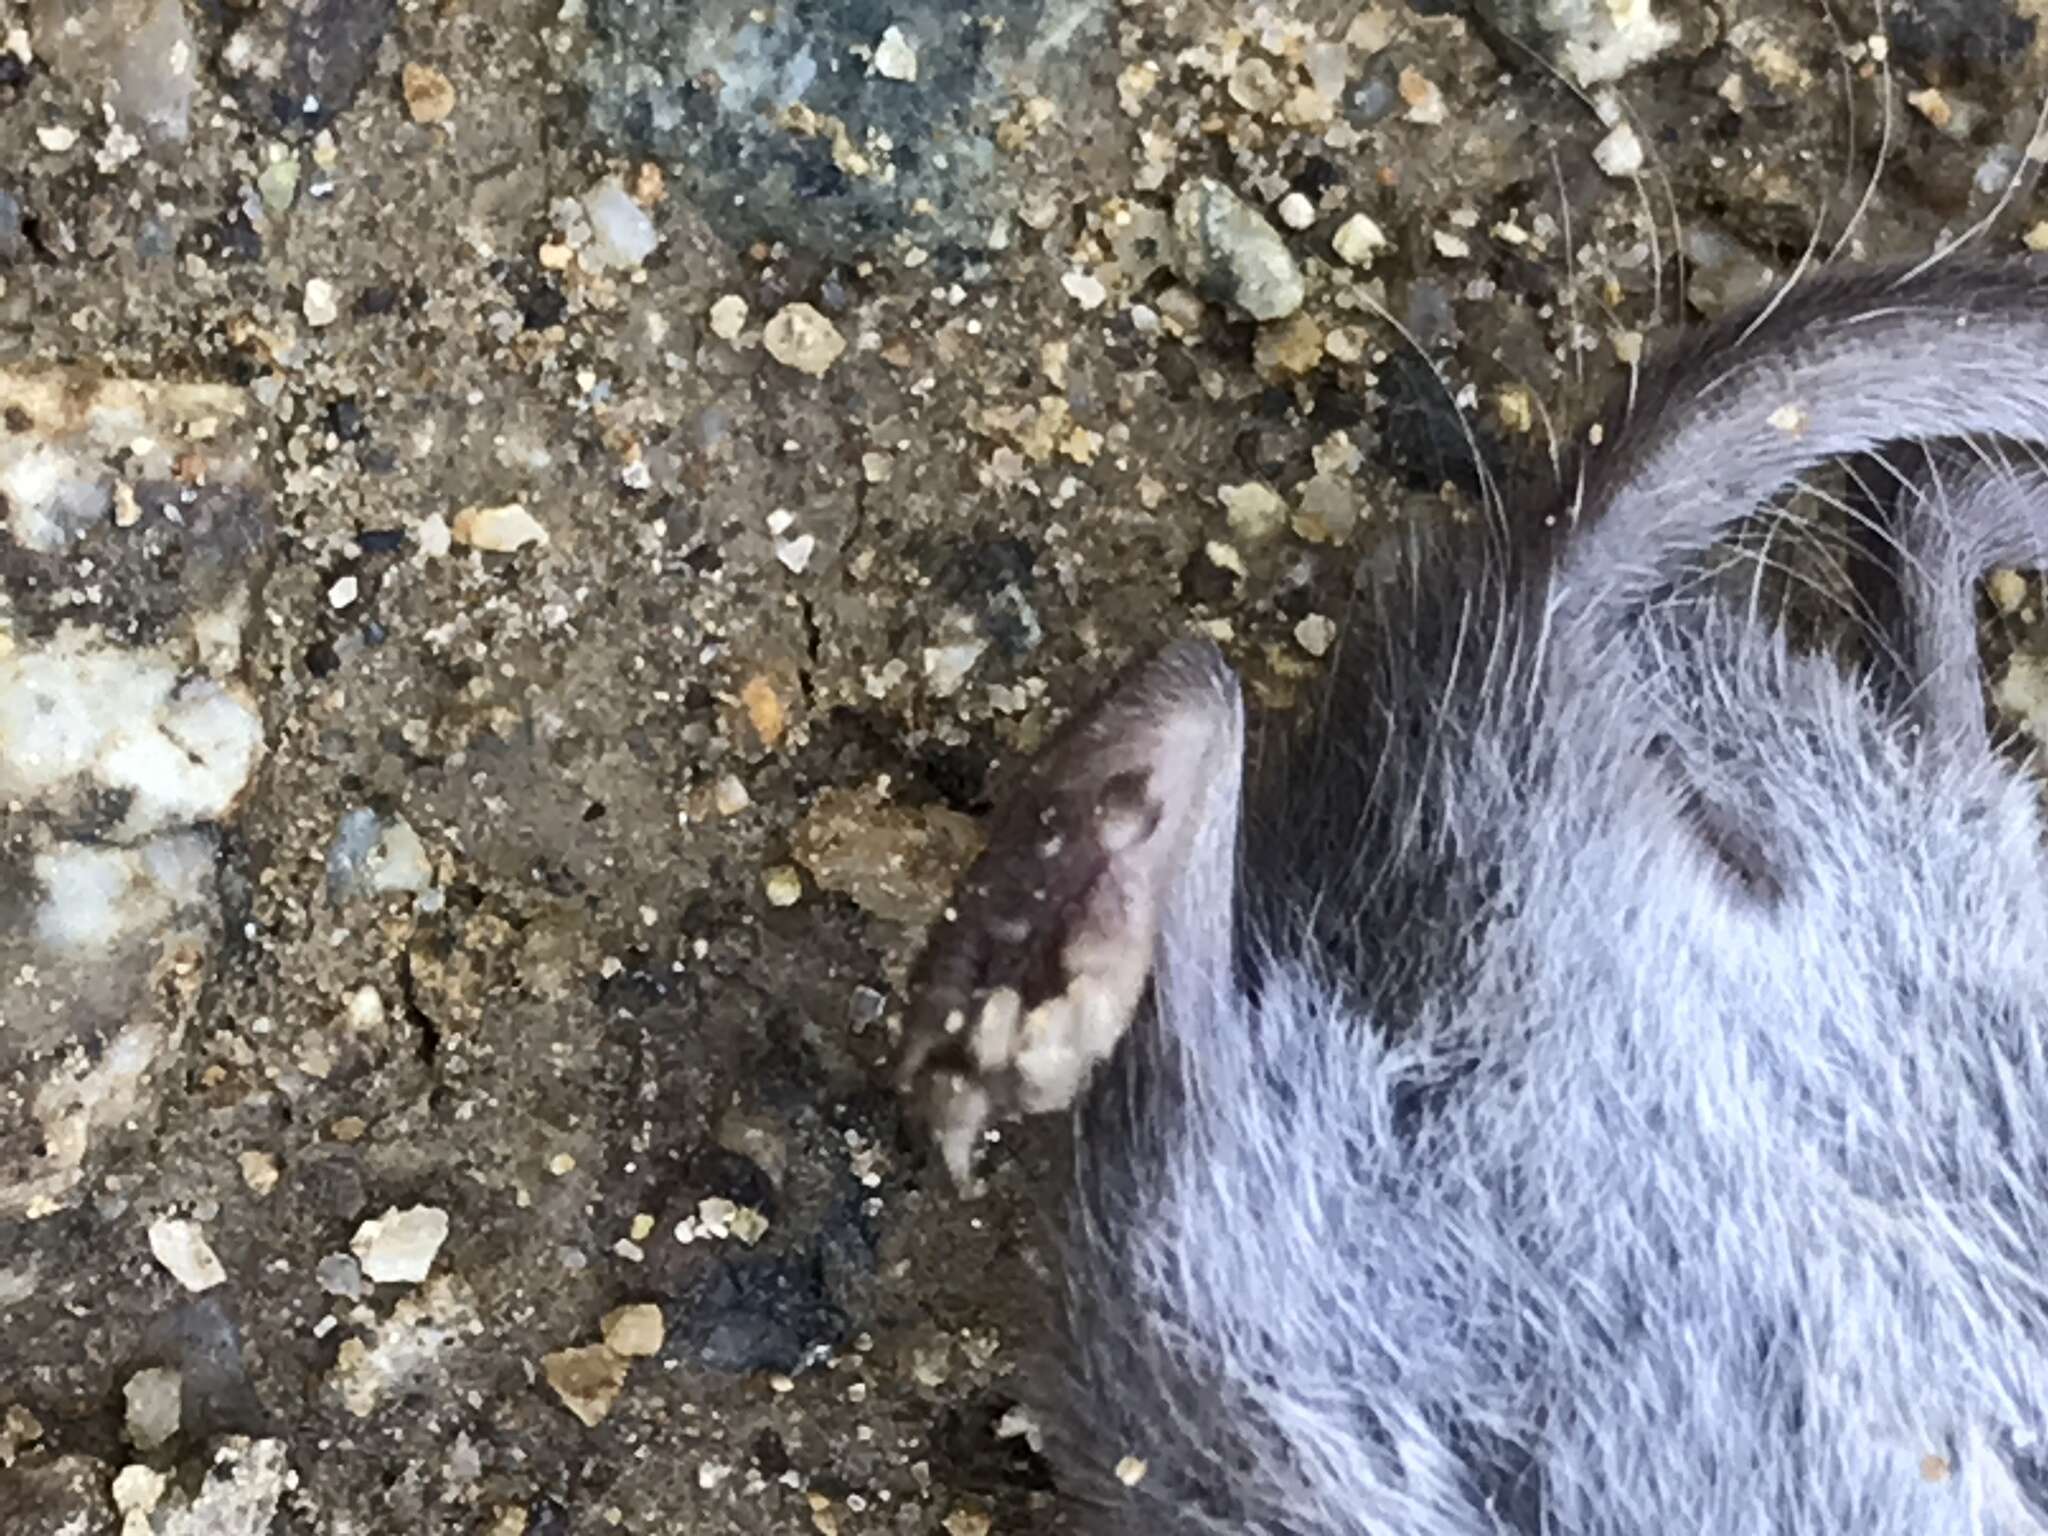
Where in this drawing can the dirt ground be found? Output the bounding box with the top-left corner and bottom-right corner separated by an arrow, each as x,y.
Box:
5,1 -> 2048,1532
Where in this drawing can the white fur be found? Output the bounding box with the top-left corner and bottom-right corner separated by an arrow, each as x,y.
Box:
1053,615 -> 2048,1533
1033,267 -> 2048,1534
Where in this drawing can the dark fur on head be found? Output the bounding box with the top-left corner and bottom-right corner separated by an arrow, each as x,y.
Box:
897,259 -> 2048,1533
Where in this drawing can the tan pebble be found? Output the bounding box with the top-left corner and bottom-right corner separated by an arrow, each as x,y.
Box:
764,866 -> 804,907
709,294 -> 748,341
112,1464 -> 167,1515
762,302 -> 847,376
740,674 -> 786,747
239,1151 -> 280,1194
1219,481 -> 1286,542
1332,212 -> 1388,267
602,1303 -> 665,1358
1398,66 -> 1444,124
402,62 -> 456,124
451,503 -> 548,552
542,1345 -> 630,1427
1115,1455 -> 1149,1486
1908,87 -> 1951,130
1497,387 -> 1534,435
1254,313 -> 1324,379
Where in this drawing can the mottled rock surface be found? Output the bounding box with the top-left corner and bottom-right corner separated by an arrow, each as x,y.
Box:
581,0 -> 1111,253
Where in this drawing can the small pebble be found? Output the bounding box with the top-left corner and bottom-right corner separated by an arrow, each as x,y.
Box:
764,866 -> 804,907
1332,212 -> 1389,268
713,775 -> 751,816
1295,614 -> 1337,658
542,1345 -> 630,1428
402,62 -> 456,124
872,25 -> 918,82
239,1151 -> 280,1194
1061,270 -> 1108,309
709,294 -> 748,340
1254,313 -> 1323,378
741,675 -> 786,746
350,1204 -> 449,1284
452,503 -> 548,552
346,986 -> 384,1029
580,178 -> 660,271
148,1217 -> 226,1292
257,155 -> 299,213
762,303 -> 847,376
36,124 -> 76,153
315,1253 -> 365,1298
1172,178 -> 1303,321
1276,191 -> 1315,230
327,575 -> 358,610
112,1464 -> 167,1518
1219,481 -> 1286,542
303,278 -> 339,328
417,513 -> 453,559
1593,122 -> 1644,178
1909,86 -> 1951,131
601,1303 -> 665,1358
1115,1456 -> 1149,1486
124,1367 -> 181,1451
1398,66 -> 1444,124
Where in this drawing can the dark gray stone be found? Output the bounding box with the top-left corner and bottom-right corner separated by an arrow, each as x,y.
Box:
581,0 -> 1107,255
1889,0 -> 2037,88
220,0 -> 398,136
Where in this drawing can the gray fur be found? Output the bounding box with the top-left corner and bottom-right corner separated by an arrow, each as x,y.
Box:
905,261 -> 2048,1533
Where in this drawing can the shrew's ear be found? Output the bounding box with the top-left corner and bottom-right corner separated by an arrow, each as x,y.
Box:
894,637 -> 1245,1188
